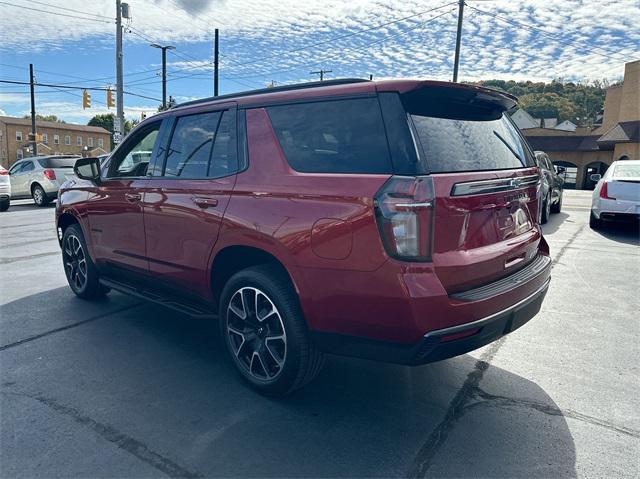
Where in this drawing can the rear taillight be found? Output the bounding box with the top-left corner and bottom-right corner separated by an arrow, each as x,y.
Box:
374,176 -> 434,261
600,181 -> 614,200
43,169 -> 56,180
0,169 -> 8,176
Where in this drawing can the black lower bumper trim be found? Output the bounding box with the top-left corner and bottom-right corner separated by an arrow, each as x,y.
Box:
311,277 -> 550,366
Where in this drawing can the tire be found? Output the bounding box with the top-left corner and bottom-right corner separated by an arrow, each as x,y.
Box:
62,224 -> 109,299
541,193 -> 551,224
32,184 -> 50,207
219,264 -> 324,396
0,198 -> 9,212
550,190 -> 562,214
589,211 -> 601,230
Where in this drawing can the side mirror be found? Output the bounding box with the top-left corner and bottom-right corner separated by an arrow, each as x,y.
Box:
556,166 -> 566,174
590,173 -> 601,182
74,157 -> 101,183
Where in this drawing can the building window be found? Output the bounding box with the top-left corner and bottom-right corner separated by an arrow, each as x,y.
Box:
65,135 -> 71,145
42,133 -> 48,144
88,137 -> 94,147
54,135 -> 60,145
16,131 -> 22,142
98,138 -> 104,148
77,136 -> 82,146
17,149 -> 23,160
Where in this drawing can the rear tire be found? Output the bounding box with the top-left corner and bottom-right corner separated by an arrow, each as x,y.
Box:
62,224 -> 109,299
0,198 -> 9,212
32,184 -> 50,207
219,264 -> 324,396
541,193 -> 551,224
589,211 -> 601,230
550,190 -> 562,214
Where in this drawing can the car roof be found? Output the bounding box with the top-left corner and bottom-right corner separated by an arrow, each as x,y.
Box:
145,78 -> 518,122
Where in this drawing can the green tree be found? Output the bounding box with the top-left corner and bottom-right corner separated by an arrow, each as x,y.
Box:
23,114 -> 65,123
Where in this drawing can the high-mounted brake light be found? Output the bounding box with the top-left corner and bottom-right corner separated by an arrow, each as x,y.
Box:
374,176 -> 434,261
43,169 -> 56,180
600,181 -> 614,200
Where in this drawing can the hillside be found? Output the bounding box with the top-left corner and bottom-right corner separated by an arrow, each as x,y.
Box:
472,79 -> 616,126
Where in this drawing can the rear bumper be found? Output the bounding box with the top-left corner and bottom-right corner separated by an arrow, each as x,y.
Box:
311,276 -> 550,365
592,198 -> 640,219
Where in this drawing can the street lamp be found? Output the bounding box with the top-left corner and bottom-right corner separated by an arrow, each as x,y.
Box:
150,43 -> 175,110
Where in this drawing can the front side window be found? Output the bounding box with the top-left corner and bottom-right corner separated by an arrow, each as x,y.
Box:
267,98 -> 392,174
77,136 -> 82,146
16,131 -> 22,142
21,160 -> 34,172
109,123 -> 160,178
64,135 -> 71,145
163,110 -> 237,178
9,161 -> 24,174
53,135 -> 60,145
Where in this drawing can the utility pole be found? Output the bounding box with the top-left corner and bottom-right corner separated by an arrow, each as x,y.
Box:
150,44 -> 175,109
310,69 -> 332,81
452,0 -> 465,82
29,63 -> 37,157
115,0 -> 125,143
214,28 -> 219,96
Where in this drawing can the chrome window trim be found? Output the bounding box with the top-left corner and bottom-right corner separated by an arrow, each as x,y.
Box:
451,174 -> 539,196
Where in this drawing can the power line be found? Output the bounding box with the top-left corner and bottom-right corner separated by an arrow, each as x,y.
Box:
28,0 -> 112,20
0,1 -> 112,23
0,79 -> 161,102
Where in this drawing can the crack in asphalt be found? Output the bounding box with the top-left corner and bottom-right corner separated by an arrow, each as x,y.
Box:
407,224 -> 587,478
472,389 -> 640,439
1,390 -> 202,478
0,303 -> 141,352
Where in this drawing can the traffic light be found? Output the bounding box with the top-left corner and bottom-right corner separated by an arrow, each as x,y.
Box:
82,89 -> 91,109
106,88 -> 115,108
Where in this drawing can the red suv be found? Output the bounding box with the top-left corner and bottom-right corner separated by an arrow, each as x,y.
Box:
57,79 -> 551,395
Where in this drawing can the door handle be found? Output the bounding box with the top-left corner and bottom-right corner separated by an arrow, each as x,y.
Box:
192,197 -> 218,208
125,193 -> 142,203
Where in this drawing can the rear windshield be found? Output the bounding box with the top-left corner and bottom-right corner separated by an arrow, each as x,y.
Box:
38,157 -> 79,168
266,98 -> 392,174
410,113 -> 533,173
613,163 -> 640,179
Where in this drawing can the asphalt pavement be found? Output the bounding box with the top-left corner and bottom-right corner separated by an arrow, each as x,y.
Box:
1,191 -> 638,478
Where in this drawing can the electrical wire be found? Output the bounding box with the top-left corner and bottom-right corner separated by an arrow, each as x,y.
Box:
0,1 -> 112,24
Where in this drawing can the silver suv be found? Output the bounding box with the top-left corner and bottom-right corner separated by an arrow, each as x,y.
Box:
9,155 -> 80,206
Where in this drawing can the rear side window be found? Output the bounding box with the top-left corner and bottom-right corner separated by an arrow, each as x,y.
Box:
38,157 -> 78,168
411,114 -> 532,173
267,98 -> 392,174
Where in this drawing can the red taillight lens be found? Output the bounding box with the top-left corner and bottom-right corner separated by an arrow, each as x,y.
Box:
600,181 -> 615,200
43,169 -> 56,180
0,169 -> 8,176
374,176 -> 434,261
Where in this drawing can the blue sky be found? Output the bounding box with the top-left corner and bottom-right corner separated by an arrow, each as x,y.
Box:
1,0 -> 638,124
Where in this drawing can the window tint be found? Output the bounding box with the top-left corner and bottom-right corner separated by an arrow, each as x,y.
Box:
164,112 -> 221,178
9,162 -> 24,174
210,110 -> 237,177
38,157 -> 79,168
110,123 -> 161,178
267,98 -> 392,174
410,113 -> 533,173
22,161 -> 35,172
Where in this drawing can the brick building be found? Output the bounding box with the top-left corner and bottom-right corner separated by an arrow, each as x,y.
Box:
521,60 -> 639,189
0,116 -> 112,168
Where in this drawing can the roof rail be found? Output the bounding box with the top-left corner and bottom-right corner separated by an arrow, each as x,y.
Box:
176,78 -> 370,108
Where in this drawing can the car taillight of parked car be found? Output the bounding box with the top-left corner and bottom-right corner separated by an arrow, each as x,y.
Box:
600,181 -> 614,200
374,175 -> 434,261
43,169 -> 56,180
0,169 -> 8,175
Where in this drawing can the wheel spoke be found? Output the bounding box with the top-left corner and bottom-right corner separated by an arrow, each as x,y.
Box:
264,338 -> 285,367
250,351 -> 269,378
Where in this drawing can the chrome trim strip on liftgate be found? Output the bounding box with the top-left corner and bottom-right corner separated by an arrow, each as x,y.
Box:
451,174 -> 539,196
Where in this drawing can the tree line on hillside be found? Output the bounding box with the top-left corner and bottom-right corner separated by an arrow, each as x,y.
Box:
472,78 -> 621,127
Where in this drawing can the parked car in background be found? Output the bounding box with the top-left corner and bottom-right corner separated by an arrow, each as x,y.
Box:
57,79 -> 551,395
535,151 -> 564,223
0,165 -> 11,211
590,159 -> 640,229
9,155 -> 80,206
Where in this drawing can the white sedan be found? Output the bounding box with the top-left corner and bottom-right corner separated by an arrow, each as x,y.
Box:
590,159 -> 640,229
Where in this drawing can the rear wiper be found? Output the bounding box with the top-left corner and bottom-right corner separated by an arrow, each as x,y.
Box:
493,131 -> 523,164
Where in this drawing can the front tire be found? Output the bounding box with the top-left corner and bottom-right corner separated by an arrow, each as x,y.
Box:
551,190 -> 562,214
32,184 -> 50,207
541,193 -> 551,224
62,224 -> 109,299
0,198 -> 9,212
219,265 -> 324,396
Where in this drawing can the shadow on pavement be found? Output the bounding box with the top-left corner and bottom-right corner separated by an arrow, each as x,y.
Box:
1,288 -> 577,478
594,221 -> 640,246
542,211 -> 571,234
